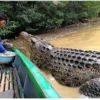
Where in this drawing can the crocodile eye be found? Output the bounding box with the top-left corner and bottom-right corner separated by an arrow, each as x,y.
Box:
31,40 -> 35,45
43,46 -> 46,50
31,38 -> 36,45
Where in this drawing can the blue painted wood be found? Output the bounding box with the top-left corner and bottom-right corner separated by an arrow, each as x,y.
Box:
24,74 -> 39,98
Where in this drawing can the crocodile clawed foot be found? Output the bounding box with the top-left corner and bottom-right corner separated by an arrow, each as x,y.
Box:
79,78 -> 100,98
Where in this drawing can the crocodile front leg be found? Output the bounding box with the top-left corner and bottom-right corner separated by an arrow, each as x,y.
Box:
79,77 -> 100,98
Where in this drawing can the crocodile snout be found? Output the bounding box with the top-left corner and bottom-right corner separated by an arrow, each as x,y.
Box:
20,31 -> 29,39
3,42 -> 13,49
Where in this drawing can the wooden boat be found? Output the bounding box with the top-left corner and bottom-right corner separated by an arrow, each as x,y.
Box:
0,47 -> 61,98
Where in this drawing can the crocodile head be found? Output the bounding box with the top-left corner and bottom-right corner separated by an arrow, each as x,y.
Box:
2,39 -> 13,50
20,31 -> 54,51
20,31 -> 54,67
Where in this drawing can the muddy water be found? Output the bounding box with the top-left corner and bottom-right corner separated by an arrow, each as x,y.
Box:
40,70 -> 80,98
40,25 -> 100,98
50,25 -> 100,51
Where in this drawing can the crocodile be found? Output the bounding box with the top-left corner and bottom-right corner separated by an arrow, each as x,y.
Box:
2,39 -> 13,50
20,31 -> 100,98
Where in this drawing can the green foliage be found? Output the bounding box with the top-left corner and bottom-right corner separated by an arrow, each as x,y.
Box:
59,1 -> 100,24
0,20 -> 19,36
84,1 -> 100,18
63,13 -> 78,25
78,12 -> 88,19
57,1 -> 69,9
0,1 -> 100,37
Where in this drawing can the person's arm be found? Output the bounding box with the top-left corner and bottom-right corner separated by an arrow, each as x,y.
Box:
0,42 -> 7,53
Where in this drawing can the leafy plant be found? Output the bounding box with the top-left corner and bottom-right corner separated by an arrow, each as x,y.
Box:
0,1 -> 100,37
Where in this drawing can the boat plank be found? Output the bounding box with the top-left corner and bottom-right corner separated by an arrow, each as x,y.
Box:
9,68 -> 13,90
5,70 -> 9,91
0,71 -> 5,92
13,69 -> 20,98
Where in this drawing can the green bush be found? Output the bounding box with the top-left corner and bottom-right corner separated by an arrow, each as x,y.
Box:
0,1 -> 100,37
0,1 -> 64,36
78,12 -> 88,19
0,20 -> 19,35
63,13 -> 78,25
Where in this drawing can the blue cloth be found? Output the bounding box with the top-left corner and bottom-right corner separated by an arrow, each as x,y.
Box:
0,37 -> 7,53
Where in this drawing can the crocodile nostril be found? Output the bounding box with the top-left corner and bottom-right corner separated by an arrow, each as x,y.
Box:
43,46 -> 46,50
47,48 -> 50,51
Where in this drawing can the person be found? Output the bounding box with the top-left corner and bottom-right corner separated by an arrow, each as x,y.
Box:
0,14 -> 12,55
